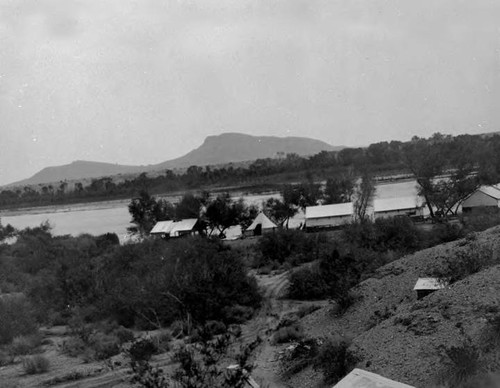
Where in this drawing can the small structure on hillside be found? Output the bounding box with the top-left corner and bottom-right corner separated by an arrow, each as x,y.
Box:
413,277 -> 447,300
244,213 -> 277,237
150,219 -> 201,238
373,197 -> 424,220
462,184 -> 500,212
333,368 -> 415,388
305,202 -> 353,230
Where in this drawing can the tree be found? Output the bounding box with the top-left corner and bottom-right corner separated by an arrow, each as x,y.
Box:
175,193 -> 204,220
264,197 -> 296,228
128,191 -> 172,236
403,134 -> 484,219
204,193 -> 244,238
353,172 -> 375,221
323,172 -> 356,204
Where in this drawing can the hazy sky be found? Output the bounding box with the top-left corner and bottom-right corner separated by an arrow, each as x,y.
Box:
1,0 -> 500,185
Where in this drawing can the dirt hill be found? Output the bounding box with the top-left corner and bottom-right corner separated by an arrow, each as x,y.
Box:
289,226 -> 500,387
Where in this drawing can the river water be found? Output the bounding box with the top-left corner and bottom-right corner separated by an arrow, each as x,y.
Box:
0,180 -> 418,242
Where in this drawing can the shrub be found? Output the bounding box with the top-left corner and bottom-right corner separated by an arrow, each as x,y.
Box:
222,305 -> 255,324
113,326 -> 135,344
88,332 -> 121,360
428,242 -> 495,284
313,336 -> 359,384
0,349 -> 14,366
61,337 -> 87,358
281,338 -> 320,376
128,338 -> 158,362
257,229 -> 315,266
9,334 -> 42,356
22,355 -> 50,375
288,266 -> 328,300
438,341 -> 482,386
272,324 -> 304,344
0,295 -> 37,345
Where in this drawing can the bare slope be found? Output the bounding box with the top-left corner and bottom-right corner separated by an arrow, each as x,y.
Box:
7,133 -> 339,187
293,226 -> 500,387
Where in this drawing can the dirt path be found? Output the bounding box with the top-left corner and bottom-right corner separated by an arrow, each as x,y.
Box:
240,271 -> 294,388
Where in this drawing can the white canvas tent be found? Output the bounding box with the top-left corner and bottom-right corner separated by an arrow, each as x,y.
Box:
244,213 -> 277,237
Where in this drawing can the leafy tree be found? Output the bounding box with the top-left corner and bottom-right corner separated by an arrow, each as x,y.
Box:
204,193 -> 244,238
175,193 -> 205,220
353,172 -> 375,221
323,172 -> 355,204
128,191 -> 168,236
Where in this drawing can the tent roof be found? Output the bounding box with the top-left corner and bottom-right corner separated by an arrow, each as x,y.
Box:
305,202 -> 353,219
246,212 -> 277,231
413,277 -> 447,291
150,220 -> 174,234
333,368 -> 415,388
373,196 -> 422,213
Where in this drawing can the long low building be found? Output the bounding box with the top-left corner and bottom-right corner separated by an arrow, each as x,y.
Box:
150,218 -> 201,238
373,197 -> 424,220
305,202 -> 354,230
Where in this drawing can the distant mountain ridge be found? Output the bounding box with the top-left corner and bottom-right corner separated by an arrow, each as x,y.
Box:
8,133 -> 340,187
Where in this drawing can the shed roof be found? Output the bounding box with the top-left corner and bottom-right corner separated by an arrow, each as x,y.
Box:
150,220 -> 174,235
478,185 -> 500,200
333,368 -> 415,388
170,218 -> 199,234
246,212 -> 277,231
373,197 -> 422,213
413,277 -> 447,291
305,202 -> 354,219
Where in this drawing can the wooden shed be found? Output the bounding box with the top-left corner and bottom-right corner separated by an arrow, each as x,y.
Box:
413,278 -> 447,300
333,368 -> 415,388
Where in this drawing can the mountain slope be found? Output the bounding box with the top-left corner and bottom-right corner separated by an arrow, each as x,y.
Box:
8,133 -> 339,186
155,133 -> 340,170
9,161 -> 148,187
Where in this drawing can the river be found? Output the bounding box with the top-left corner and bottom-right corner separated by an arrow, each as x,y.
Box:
0,180 -> 418,242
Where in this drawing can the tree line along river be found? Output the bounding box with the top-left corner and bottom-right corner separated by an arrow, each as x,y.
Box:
0,180 -> 418,243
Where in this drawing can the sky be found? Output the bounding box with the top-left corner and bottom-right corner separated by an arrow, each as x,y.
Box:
1,0 -> 500,185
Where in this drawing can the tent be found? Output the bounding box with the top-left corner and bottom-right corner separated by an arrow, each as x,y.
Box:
244,213 -> 277,237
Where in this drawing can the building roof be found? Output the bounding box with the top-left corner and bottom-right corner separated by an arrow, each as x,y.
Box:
305,202 -> 354,219
333,368 -> 415,388
150,219 -> 198,235
150,220 -> 174,235
170,218 -> 199,235
246,212 -> 277,231
478,185 -> 500,200
373,196 -> 422,213
413,277 -> 447,291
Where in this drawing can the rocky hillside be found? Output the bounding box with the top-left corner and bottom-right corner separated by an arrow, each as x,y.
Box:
289,226 -> 500,387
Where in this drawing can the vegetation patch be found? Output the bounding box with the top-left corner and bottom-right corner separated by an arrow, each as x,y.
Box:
22,355 -> 50,375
